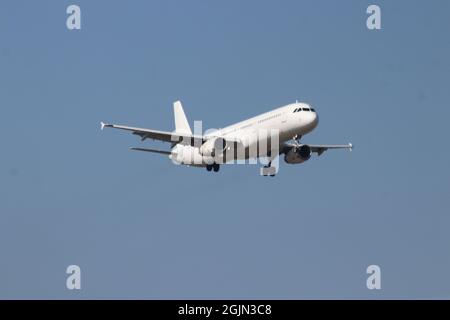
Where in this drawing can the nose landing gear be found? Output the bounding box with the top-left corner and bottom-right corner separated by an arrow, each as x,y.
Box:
293,134 -> 302,145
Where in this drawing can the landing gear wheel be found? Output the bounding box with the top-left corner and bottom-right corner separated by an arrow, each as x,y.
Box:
213,164 -> 220,172
206,165 -> 212,172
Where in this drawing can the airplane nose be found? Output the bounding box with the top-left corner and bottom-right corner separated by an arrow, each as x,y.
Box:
310,111 -> 319,128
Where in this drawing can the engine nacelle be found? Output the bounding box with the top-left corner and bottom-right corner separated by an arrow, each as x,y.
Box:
170,145 -> 206,165
284,145 -> 312,164
200,137 -> 227,157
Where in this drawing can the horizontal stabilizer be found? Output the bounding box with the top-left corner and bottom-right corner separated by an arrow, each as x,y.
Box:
129,147 -> 171,155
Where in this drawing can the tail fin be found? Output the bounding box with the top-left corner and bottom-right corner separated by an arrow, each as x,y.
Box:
173,101 -> 192,134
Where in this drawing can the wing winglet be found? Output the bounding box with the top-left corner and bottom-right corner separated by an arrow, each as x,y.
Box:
100,122 -> 113,131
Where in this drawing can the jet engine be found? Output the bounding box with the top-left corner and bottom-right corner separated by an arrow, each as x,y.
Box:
200,137 -> 227,157
284,145 -> 312,164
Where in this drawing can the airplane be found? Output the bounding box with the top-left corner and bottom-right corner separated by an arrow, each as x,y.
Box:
101,101 -> 352,176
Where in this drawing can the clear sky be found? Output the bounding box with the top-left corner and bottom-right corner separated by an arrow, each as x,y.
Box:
1,0 -> 449,299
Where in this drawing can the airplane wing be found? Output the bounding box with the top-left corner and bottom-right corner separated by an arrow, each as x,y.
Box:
101,122 -> 205,146
282,142 -> 353,155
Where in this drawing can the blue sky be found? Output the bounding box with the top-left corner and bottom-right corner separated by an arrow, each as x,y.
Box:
0,0 -> 449,299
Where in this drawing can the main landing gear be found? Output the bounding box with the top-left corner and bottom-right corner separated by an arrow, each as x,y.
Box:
206,164 -> 220,172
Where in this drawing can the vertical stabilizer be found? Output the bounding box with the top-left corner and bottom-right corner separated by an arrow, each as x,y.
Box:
173,101 -> 192,134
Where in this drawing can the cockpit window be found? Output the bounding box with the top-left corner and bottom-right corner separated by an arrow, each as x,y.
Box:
302,108 -> 310,112
311,108 -> 316,112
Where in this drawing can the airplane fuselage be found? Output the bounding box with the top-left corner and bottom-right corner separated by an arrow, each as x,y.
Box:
170,102 -> 319,166
214,102 -> 318,147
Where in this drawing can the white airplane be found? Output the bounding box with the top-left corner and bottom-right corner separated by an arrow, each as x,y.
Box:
101,101 -> 352,176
